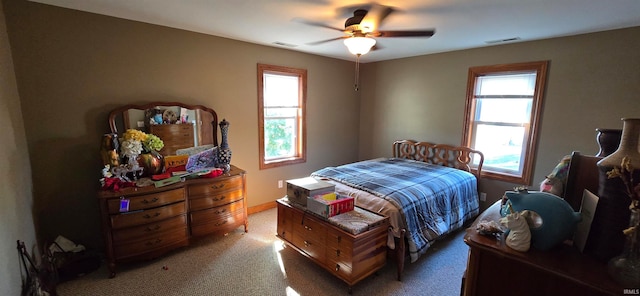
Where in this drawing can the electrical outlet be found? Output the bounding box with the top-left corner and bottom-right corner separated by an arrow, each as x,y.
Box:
278,180 -> 283,188
479,192 -> 487,202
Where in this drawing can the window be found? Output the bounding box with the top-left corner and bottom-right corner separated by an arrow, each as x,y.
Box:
462,61 -> 548,184
258,64 -> 307,169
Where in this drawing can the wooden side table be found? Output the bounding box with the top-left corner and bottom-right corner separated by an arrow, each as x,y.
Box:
463,201 -> 624,296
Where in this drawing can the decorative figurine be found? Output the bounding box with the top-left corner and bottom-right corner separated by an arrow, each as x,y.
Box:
500,205 -> 532,252
502,190 -> 581,250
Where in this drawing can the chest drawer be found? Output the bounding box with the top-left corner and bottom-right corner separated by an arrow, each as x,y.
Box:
277,203 -> 294,242
112,214 -> 187,242
188,176 -> 243,196
292,211 -> 327,261
189,188 -> 243,211
292,211 -> 327,245
106,188 -> 185,214
110,202 -> 186,229
292,231 -> 326,262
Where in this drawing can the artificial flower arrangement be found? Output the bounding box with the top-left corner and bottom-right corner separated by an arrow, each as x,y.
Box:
606,156 -> 640,211
121,129 -> 164,157
101,129 -> 164,191
606,156 -> 640,236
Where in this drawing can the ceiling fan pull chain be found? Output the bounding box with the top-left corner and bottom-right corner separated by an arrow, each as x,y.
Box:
354,54 -> 361,91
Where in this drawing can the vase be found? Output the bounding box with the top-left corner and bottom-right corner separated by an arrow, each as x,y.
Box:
217,119 -> 232,173
595,128 -> 622,157
590,118 -> 640,261
607,208 -> 640,287
137,150 -> 164,177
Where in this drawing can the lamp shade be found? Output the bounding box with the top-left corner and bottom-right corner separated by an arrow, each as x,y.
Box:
343,37 -> 376,55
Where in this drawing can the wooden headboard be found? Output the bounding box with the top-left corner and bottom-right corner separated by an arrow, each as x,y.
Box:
392,140 -> 484,178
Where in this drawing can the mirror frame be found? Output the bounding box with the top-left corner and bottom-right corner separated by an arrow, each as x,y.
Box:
108,101 -> 219,147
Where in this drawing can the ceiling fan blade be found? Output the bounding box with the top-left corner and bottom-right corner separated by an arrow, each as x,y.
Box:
306,36 -> 348,46
375,30 -> 435,38
360,4 -> 395,33
292,17 -> 345,32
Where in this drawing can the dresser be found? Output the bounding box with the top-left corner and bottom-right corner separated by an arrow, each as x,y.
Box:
276,199 -> 388,292
97,165 -> 247,277
463,201 -> 623,296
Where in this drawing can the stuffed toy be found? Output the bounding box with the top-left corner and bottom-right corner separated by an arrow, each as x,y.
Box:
539,155 -> 571,196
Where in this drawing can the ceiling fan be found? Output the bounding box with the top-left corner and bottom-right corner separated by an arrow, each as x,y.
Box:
298,3 -> 435,91
301,3 -> 435,56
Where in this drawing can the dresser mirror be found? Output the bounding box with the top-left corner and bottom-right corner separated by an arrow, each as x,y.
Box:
108,102 -> 219,156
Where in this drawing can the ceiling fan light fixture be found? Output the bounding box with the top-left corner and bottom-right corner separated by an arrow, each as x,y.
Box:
344,37 -> 376,55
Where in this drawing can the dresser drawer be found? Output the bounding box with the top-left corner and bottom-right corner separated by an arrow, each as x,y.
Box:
112,214 -> 187,242
190,200 -> 244,226
106,188 -> 185,214
113,227 -> 188,260
189,189 -> 243,211
190,202 -> 246,237
110,202 -> 186,229
188,176 -> 243,196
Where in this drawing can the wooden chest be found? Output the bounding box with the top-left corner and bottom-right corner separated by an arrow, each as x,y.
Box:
276,199 -> 388,291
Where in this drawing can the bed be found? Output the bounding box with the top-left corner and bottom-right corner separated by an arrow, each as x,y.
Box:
311,140 -> 484,280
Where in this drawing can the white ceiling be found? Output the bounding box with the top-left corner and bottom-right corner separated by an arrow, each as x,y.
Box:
30,0 -> 640,63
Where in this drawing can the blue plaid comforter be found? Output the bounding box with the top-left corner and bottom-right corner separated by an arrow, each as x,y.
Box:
311,158 -> 479,262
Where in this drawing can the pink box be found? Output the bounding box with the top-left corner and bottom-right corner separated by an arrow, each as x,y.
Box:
307,194 -> 354,218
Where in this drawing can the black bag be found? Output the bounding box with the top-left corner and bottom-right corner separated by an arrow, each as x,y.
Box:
46,241 -> 101,283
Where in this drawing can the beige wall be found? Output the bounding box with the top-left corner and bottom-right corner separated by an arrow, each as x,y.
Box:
360,26 -> 640,210
4,0 -> 360,251
0,1 -> 36,295
3,2 -> 640,286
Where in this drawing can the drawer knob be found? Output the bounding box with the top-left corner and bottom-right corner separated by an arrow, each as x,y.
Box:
211,183 -> 226,190
143,212 -> 161,219
214,209 -> 227,214
336,249 -> 341,257
145,225 -> 161,232
303,241 -> 310,247
215,220 -> 228,226
212,195 -> 226,202
335,264 -> 340,272
304,225 -> 312,231
142,197 -> 159,204
146,238 -> 162,246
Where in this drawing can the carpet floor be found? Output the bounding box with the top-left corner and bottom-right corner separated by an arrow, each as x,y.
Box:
56,208 -> 470,296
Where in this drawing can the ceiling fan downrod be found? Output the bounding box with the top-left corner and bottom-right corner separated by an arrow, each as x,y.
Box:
354,54 -> 361,91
